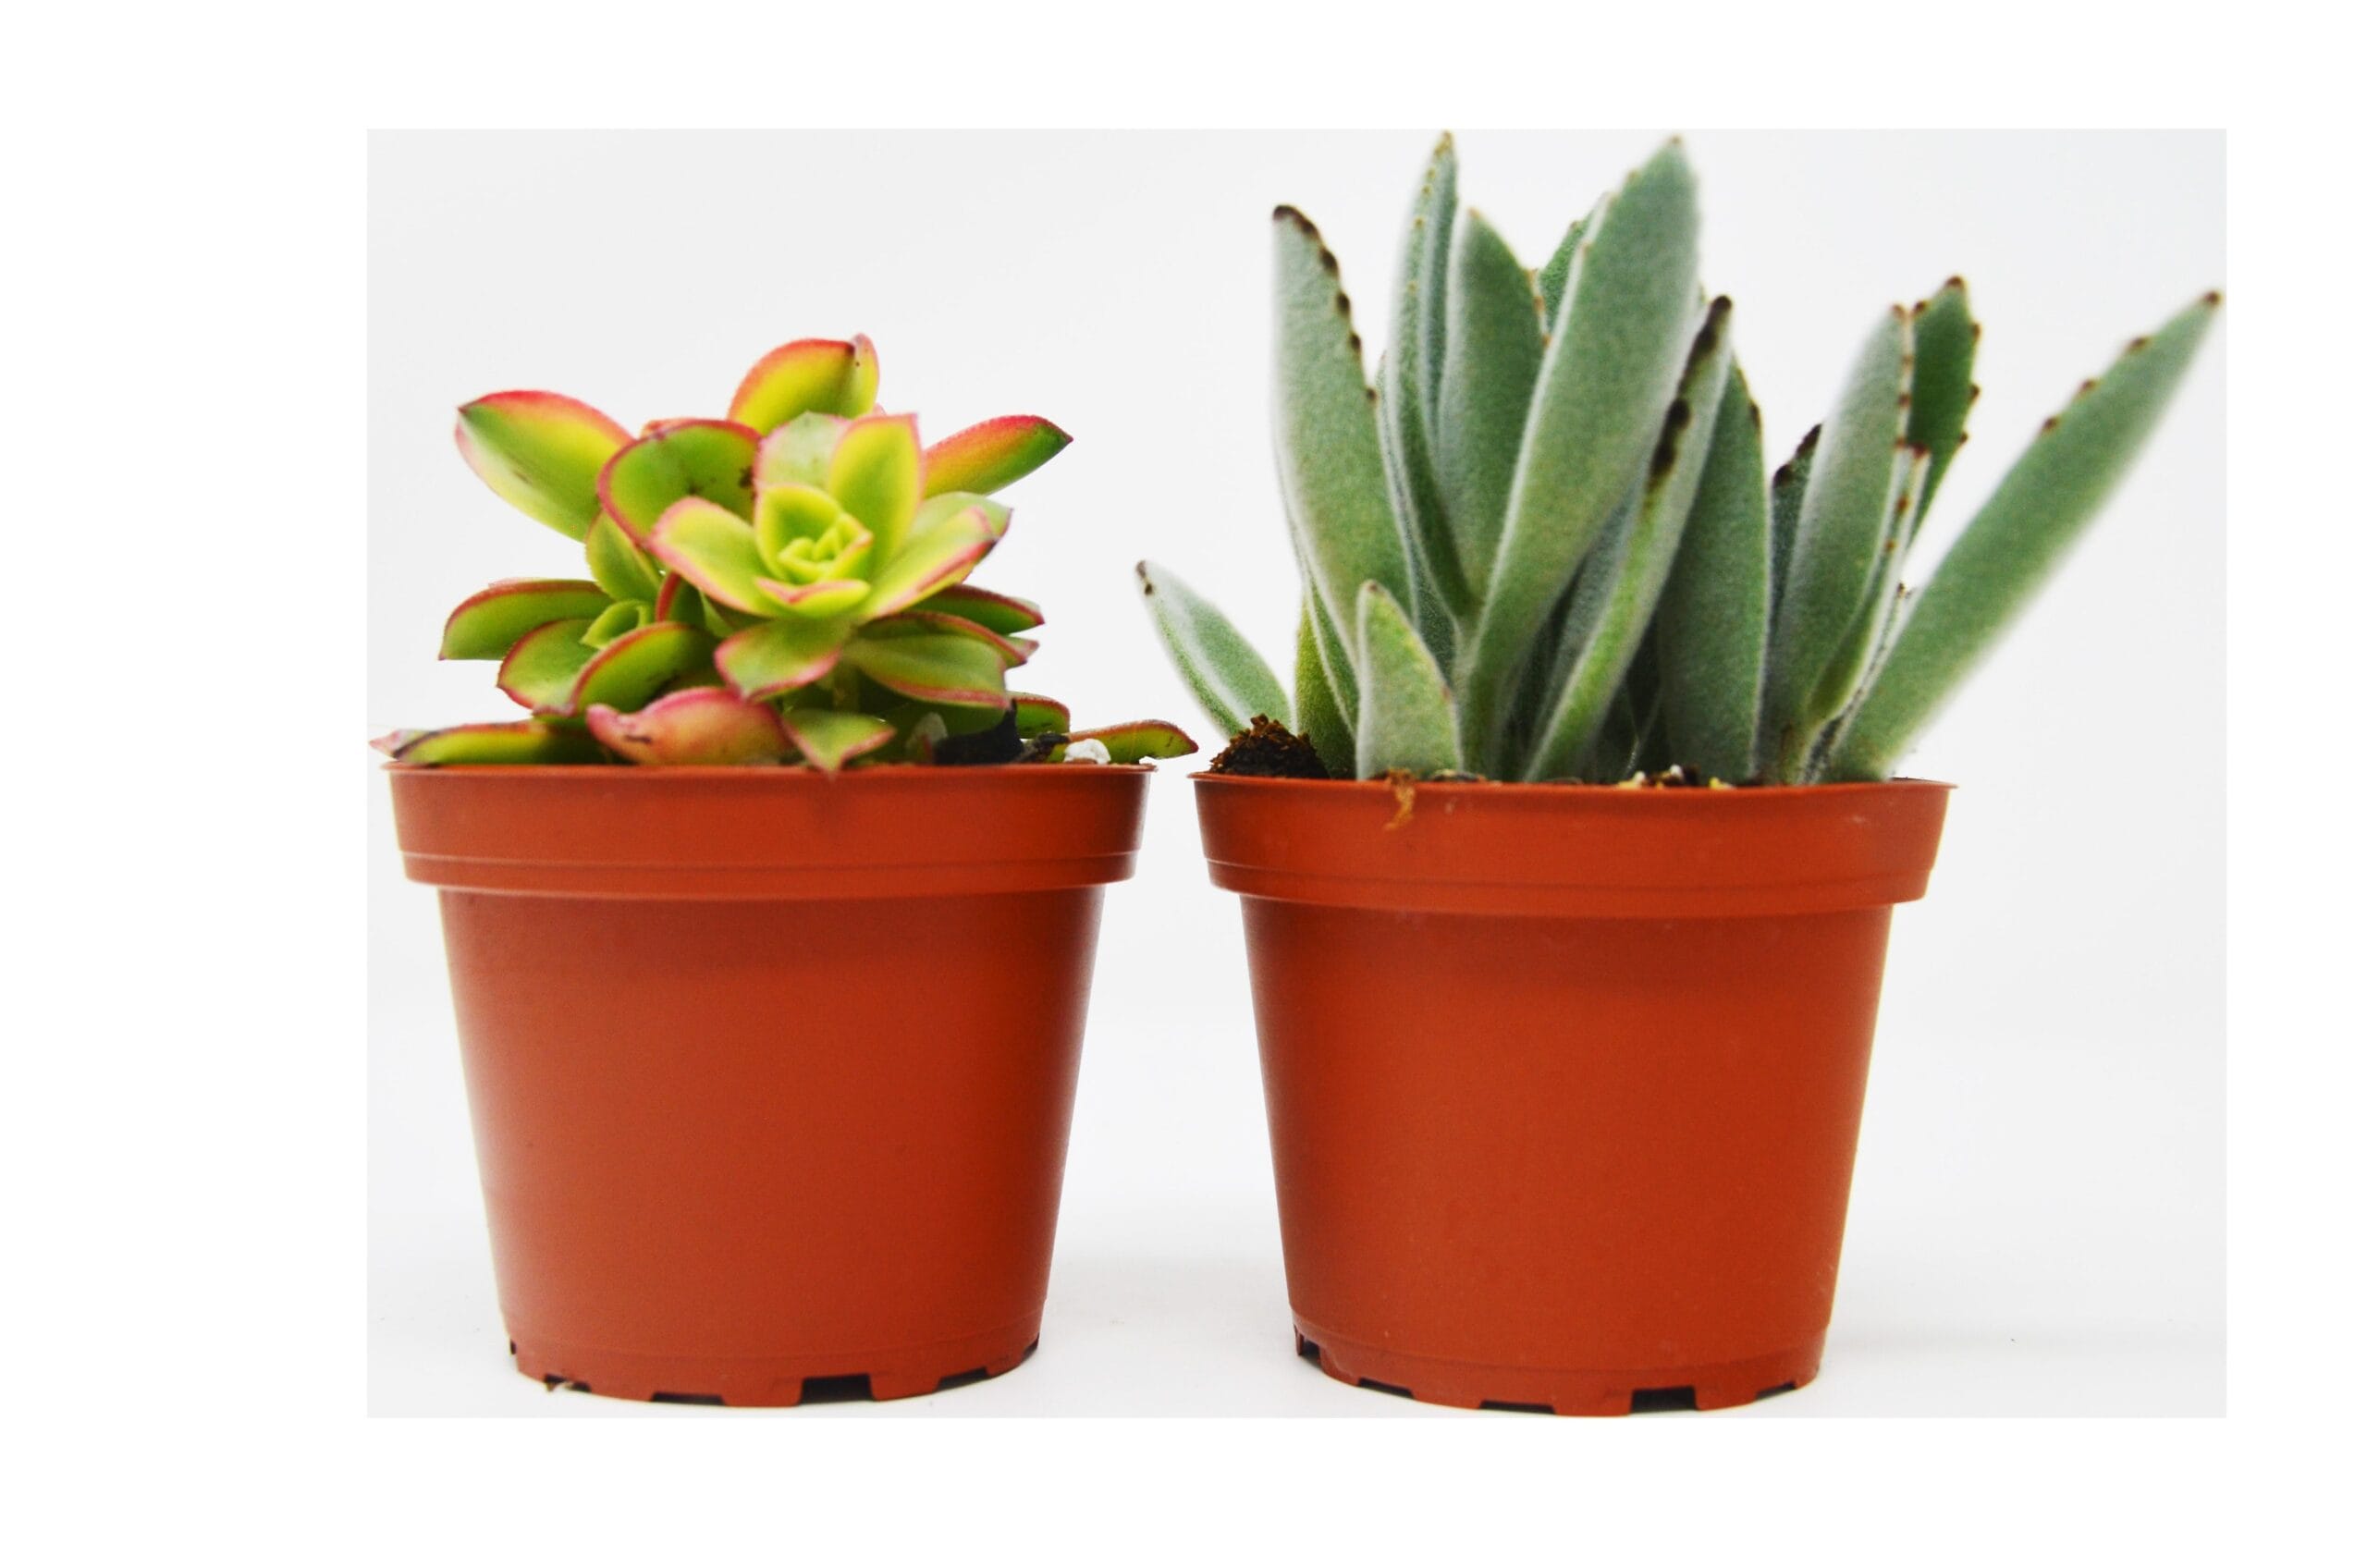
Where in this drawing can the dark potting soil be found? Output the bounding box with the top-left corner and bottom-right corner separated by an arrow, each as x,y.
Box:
1208,716 -> 1331,779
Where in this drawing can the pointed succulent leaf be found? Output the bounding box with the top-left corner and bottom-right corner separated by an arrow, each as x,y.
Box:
1824,294 -> 2222,782
922,415 -> 1073,497
1271,206 -> 1413,638
559,620 -> 717,717
1068,720 -> 1198,764
1293,599 -> 1353,778
586,687 -> 791,766
1535,217 -> 1587,333
1761,308 -> 1915,777
1766,424 -> 1820,630
1808,446 -> 1932,727
928,582 -> 1044,635
1355,582 -> 1461,778
860,502 -> 997,619
1396,135 -> 1457,432
1376,353 -> 1468,638
390,721 -> 607,766
842,631 -> 1010,710
370,729 -> 424,757
1135,560 -> 1288,737
1437,209 -> 1544,593
439,579 -> 611,661
1907,278 -> 1980,534
1525,298 -> 1737,778
585,511 -> 662,603
727,336 -> 878,435
645,496 -> 775,614
1302,573 -> 1361,731
1012,693 -> 1072,735
754,411 -> 851,490
866,609 -> 1035,668
654,573 -> 705,625
1462,142 -> 1701,769
597,419 -> 759,543
453,391 -> 631,541
1655,362 -> 1771,782
778,707 -> 898,772
828,414 -> 924,565
716,615 -> 846,700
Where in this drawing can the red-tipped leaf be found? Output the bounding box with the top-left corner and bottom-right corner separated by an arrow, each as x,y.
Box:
585,688 -> 791,766
922,414 -> 1072,497
454,391 -> 631,541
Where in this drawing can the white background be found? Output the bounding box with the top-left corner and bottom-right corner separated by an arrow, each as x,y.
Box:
368,130 -> 2224,1416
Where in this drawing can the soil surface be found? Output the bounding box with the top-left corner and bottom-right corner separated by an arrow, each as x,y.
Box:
1208,716 -> 1330,779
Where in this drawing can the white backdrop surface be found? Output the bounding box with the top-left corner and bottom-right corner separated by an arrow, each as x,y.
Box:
367,130 -> 2224,1416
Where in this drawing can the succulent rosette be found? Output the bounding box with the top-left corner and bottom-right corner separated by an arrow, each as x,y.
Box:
381,337 -> 1194,770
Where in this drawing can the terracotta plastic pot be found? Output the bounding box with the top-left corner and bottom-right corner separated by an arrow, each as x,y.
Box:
1195,774 -> 1950,1415
390,764 -> 1147,1406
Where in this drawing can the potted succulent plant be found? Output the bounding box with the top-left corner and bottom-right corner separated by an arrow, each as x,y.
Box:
381,336 -> 1191,1406
1143,136 -> 2217,1414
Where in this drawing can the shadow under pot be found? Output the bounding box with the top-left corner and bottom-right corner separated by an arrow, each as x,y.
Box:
390,764 -> 1148,1406
1193,774 -> 1951,1416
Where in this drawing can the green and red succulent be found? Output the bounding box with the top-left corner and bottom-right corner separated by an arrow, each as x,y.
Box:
378,337 -> 1193,770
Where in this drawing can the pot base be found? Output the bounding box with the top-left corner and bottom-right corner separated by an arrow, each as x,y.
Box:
509,1317 -> 1042,1407
1293,1323 -> 1821,1416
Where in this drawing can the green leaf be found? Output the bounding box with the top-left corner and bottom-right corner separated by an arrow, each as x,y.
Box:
1524,298 -> 1736,778
1535,217 -> 1586,334
1760,308 -> 1914,779
1806,446 -> 1932,728
1304,579 -> 1360,729
1135,560 -> 1288,736
1654,362 -> 1771,782
1436,209 -> 1543,596
1459,141 -> 1701,772
843,631 -> 1009,710
928,583 -> 1044,636
585,687 -> 791,766
496,617 -> 597,712
1355,582 -> 1461,778
716,616 -> 846,700
1068,720 -> 1198,764
1379,135 -> 1467,631
778,707 -> 898,771
585,512 -> 662,603
390,720 -> 608,766
453,392 -> 630,542
438,579 -> 611,661
726,336 -> 877,435
1823,293 -> 2222,782
859,499 -> 997,619
644,496 -> 775,615
1293,599 -> 1353,778
923,415 -> 1073,497
580,599 -> 648,649
1907,278 -> 1980,533
866,609 -> 1033,668
828,414 -> 924,565
597,420 -> 759,543
753,412 -> 850,490
562,620 -> 717,717
1270,206 -> 1411,641
1012,693 -> 1071,735
1766,424 -> 1820,634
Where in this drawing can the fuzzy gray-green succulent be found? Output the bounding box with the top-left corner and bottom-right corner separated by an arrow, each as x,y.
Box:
1141,135 -> 2219,784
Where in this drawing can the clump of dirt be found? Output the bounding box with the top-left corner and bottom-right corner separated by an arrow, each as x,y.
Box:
1208,715 -> 1330,779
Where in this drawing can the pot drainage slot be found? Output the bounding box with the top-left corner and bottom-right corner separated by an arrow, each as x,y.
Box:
798,1373 -> 875,1403
1295,1336 -> 1323,1364
1628,1386 -> 1699,1414
649,1390 -> 726,1405
542,1376 -> 593,1393
935,1366 -> 993,1392
1479,1400 -> 1556,1415
1356,1378 -> 1416,1400
1754,1380 -> 1797,1403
